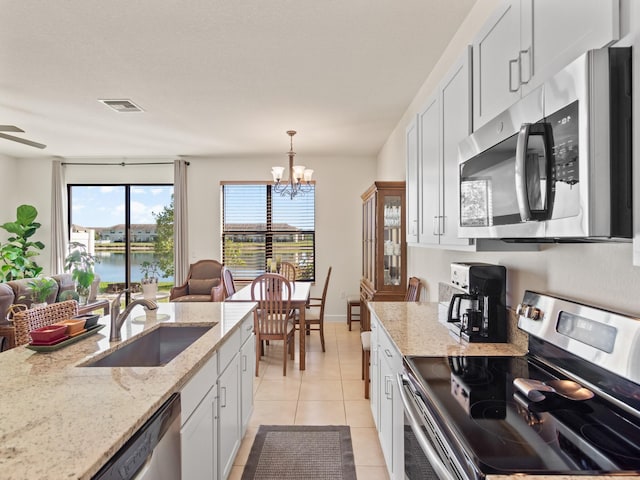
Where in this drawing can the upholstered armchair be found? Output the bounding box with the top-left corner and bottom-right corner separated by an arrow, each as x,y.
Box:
170,259 -> 226,302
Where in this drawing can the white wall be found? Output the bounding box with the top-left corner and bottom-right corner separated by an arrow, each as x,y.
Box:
0,155 -> 18,222
377,0 -> 640,316
6,155 -> 375,319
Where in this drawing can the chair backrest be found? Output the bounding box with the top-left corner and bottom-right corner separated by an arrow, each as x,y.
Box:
317,266 -> 332,318
13,300 -> 79,346
221,266 -> 236,298
251,274 -> 292,335
188,259 -> 223,280
405,277 -> 422,302
279,262 -> 297,282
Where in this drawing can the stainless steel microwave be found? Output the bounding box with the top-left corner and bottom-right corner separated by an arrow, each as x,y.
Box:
458,48 -> 631,241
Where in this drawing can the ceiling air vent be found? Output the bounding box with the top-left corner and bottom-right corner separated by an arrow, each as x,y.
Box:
98,99 -> 144,113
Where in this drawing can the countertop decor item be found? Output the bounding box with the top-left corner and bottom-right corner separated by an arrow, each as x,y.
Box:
26,324 -> 104,351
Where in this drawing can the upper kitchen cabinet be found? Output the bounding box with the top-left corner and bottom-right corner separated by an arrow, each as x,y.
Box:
473,0 -> 620,129
410,47 -> 473,248
405,117 -> 419,244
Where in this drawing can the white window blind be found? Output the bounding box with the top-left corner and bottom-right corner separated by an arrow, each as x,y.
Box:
222,184 -> 315,281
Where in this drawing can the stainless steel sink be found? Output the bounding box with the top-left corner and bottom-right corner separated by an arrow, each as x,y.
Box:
81,325 -> 214,367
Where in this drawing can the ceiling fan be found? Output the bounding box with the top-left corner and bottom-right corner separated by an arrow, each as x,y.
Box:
0,125 -> 46,149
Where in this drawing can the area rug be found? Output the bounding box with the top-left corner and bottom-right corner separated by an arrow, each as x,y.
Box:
242,425 -> 357,480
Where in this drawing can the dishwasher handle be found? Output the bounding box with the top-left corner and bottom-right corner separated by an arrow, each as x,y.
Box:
397,372 -> 458,480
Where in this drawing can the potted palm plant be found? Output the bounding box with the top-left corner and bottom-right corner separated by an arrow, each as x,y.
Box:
64,242 -> 97,305
23,276 -> 57,308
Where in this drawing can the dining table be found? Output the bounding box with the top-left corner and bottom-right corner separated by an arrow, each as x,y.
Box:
225,281 -> 312,370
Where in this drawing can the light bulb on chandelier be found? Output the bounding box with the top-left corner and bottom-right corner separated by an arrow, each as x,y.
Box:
271,130 -> 313,199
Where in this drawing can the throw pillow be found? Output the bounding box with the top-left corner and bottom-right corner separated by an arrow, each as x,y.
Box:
188,278 -> 219,295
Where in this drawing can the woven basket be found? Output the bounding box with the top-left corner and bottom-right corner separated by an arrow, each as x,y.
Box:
13,300 -> 79,346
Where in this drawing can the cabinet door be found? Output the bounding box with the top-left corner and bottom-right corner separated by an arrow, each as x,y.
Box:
379,352 -> 395,476
418,94 -> 440,246
520,0 -> 619,95
240,334 -> 255,435
218,356 -> 241,480
472,0 -> 522,129
440,47 -> 473,247
181,386 -> 216,480
405,116 -> 419,244
369,318 -> 380,430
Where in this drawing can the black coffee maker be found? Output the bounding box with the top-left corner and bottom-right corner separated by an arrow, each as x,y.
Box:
447,262 -> 507,342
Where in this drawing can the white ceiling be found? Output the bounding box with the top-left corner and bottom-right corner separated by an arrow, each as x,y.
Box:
0,0 -> 476,159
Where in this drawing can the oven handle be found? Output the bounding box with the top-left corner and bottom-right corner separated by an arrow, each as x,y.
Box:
397,372 -> 457,480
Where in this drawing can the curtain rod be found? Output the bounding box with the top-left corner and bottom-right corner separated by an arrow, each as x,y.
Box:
61,161 -> 189,166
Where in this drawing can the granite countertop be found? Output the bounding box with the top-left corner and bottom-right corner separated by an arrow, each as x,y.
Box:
0,301 -> 256,480
368,301 -> 526,357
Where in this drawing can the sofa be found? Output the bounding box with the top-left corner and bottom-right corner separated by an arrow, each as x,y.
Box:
0,273 -> 100,322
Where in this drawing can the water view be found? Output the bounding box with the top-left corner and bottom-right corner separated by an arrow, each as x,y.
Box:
94,251 -> 173,283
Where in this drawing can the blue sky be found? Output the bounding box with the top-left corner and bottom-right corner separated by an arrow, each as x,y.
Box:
70,186 -> 173,228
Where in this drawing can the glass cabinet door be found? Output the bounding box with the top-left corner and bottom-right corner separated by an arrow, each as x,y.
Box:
382,195 -> 402,286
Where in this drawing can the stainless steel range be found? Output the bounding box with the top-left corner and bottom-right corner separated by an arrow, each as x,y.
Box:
398,290 -> 640,480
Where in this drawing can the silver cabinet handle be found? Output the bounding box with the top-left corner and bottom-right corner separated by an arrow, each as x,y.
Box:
242,354 -> 247,372
519,47 -> 532,85
432,216 -> 439,236
508,57 -> 520,92
221,386 -> 227,408
397,373 -> 457,480
384,348 -> 393,358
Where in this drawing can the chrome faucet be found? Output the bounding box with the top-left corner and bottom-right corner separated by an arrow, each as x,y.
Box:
109,289 -> 158,342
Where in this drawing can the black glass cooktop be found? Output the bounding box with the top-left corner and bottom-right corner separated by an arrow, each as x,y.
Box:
405,355 -> 640,475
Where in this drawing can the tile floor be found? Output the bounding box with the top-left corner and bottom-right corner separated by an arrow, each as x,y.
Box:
228,321 -> 390,480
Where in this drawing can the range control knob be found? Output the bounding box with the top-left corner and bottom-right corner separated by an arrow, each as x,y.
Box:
526,307 -> 542,320
516,303 -> 529,316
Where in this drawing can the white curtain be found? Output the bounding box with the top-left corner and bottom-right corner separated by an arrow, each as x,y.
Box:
50,159 -> 68,274
174,159 -> 189,286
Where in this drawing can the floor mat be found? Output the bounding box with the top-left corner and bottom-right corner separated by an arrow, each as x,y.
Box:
242,425 -> 357,480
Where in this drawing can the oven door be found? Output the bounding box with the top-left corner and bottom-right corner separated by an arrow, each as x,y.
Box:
397,371 -> 471,480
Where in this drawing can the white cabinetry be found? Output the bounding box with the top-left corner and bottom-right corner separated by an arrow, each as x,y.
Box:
405,117 -> 419,244
180,314 -> 255,480
181,353 -> 218,480
473,0 -> 619,129
369,314 -> 403,480
411,48 -> 473,249
217,327 -> 242,480
239,315 -> 255,434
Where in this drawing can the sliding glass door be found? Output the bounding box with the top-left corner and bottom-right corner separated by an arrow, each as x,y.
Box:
68,184 -> 174,300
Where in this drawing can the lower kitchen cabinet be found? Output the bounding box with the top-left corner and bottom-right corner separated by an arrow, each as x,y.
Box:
181,385 -> 218,480
240,322 -> 255,434
180,314 -> 255,480
218,353 -> 241,480
369,313 -> 404,480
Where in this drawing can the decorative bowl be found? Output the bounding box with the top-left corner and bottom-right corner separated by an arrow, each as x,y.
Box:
29,324 -> 68,343
72,314 -> 99,329
55,318 -> 86,336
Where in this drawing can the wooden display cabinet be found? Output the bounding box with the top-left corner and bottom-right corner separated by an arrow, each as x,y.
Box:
360,181 -> 406,329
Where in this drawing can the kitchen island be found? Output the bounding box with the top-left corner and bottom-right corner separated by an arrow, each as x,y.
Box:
0,301 -> 256,480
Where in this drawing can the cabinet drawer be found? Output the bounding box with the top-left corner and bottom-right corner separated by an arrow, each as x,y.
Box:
181,352 -> 217,425
218,326 -> 241,372
377,325 -> 401,372
240,314 -> 254,344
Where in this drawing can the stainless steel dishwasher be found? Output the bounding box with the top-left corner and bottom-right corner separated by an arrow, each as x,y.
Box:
92,393 -> 181,480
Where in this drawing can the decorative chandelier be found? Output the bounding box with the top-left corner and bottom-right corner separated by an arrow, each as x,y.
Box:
271,130 -> 313,199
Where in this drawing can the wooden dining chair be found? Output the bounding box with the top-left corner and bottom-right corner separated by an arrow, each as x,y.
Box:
251,273 -> 296,376
279,262 -> 297,282
361,277 -> 422,398
221,266 -> 236,298
297,266 -> 331,352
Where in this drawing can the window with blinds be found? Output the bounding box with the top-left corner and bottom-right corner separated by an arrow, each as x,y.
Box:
222,184 -> 315,281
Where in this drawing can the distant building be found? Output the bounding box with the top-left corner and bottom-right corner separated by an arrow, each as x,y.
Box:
72,224 -> 157,243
